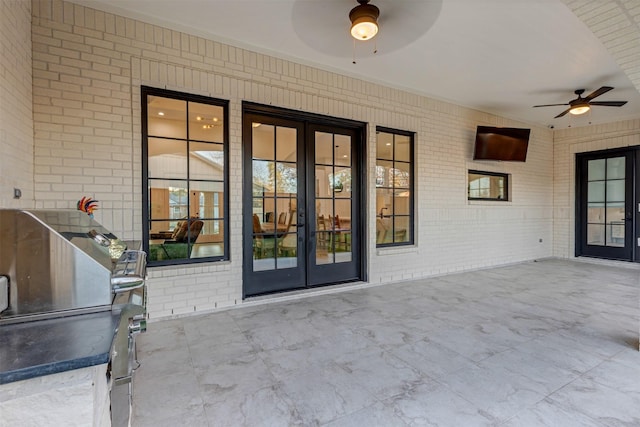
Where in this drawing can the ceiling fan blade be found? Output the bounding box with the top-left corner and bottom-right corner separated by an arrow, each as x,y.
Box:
533,103 -> 569,108
584,86 -> 613,101
589,101 -> 628,107
554,108 -> 572,118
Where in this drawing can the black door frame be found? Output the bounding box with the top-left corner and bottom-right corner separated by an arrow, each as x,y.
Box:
575,146 -> 639,262
242,102 -> 368,298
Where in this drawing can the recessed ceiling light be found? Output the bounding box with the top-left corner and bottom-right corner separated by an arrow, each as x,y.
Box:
385,143 -> 391,146
213,117 -> 219,122
196,116 -> 202,121
343,154 -> 348,158
158,112 -> 165,116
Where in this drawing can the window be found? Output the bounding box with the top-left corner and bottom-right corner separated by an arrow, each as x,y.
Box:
468,170 -> 508,201
376,127 -> 414,246
142,87 -> 229,264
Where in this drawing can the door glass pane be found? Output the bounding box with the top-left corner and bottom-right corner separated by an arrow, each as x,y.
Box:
606,204 -> 624,222
333,166 -> 351,198
253,160 -> 274,196
606,223 -> 625,247
315,132 -> 333,164
606,180 -> 624,202
316,199 -> 333,221
587,181 -> 605,202
253,124 -> 274,160
253,235 -> 276,271
276,162 -> 297,193
587,159 -> 605,181
332,199 -> 351,264
587,224 -> 605,246
316,242 -> 334,265
334,134 -> 351,167
316,165 -> 332,197
276,127 -> 297,161
606,203 -> 625,248
278,231 -> 297,269
606,157 -> 625,180
587,203 -> 604,223
334,200 -> 351,231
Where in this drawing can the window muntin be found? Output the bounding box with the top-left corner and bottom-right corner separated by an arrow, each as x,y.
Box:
468,170 -> 508,201
143,87 -> 228,264
376,128 -> 414,246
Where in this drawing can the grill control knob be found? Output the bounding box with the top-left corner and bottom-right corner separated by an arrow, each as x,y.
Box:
128,314 -> 147,335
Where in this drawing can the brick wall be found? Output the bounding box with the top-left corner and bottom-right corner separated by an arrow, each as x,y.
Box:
0,0 -> 34,208
31,0 -> 554,319
562,0 -> 640,93
553,119 -> 640,258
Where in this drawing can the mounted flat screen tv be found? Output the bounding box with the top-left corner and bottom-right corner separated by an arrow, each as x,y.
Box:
473,126 -> 531,162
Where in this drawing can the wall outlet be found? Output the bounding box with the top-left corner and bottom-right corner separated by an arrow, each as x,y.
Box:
13,188 -> 21,199
539,238 -> 543,243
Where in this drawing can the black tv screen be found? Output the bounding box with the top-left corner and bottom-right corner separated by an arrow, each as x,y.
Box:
473,126 -> 530,162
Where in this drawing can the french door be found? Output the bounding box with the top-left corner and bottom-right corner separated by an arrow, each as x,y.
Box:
242,103 -> 365,297
576,148 -> 639,261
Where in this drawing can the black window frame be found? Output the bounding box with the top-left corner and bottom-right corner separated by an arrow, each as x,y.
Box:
375,126 -> 415,247
142,86 -> 230,266
468,169 -> 509,201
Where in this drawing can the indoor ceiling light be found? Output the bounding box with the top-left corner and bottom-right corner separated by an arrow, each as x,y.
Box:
158,111 -> 165,116
349,0 -> 379,41
569,103 -> 590,115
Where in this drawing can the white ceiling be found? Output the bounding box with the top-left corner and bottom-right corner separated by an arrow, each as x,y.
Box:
75,0 -> 640,129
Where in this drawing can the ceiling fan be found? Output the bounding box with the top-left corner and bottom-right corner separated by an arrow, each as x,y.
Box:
533,86 -> 627,118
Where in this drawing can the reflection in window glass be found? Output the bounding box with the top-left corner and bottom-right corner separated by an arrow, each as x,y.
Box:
143,87 -> 228,264
468,170 -> 508,201
376,128 -> 414,246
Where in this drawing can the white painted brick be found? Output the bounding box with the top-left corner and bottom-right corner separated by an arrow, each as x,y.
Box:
18,0 -> 640,320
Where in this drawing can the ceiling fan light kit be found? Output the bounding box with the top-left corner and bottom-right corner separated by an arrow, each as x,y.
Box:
350,0 -> 380,41
569,104 -> 590,115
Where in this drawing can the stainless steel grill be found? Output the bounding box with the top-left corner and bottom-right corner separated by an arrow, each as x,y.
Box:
0,209 -> 147,427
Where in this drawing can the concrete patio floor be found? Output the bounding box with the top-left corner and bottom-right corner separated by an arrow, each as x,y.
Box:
132,258 -> 640,426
